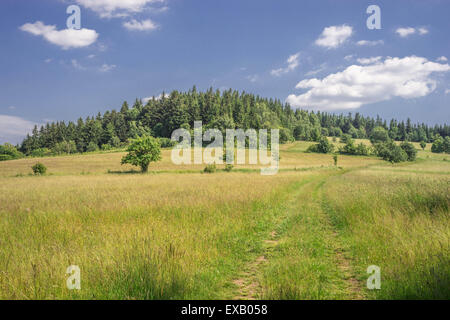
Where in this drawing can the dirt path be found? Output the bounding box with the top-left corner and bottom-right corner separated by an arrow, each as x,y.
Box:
232,231 -> 280,299
230,170 -> 365,300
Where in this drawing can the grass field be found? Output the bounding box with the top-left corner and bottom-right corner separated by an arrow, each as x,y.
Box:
0,140 -> 448,299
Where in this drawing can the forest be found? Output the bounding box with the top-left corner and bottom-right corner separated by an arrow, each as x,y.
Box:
16,86 -> 450,155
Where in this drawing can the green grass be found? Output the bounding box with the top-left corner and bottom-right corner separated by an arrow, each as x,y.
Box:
0,140 -> 448,299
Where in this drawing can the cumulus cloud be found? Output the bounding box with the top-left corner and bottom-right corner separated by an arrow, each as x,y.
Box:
437,56 -> 448,62
356,40 -> 384,46
396,27 -> 416,37
99,64 -> 116,72
396,27 -> 429,38
123,19 -> 158,31
143,93 -> 169,103
271,53 -> 300,76
357,56 -> 382,65
20,21 -> 98,50
286,56 -> 450,110
0,115 -> 37,144
76,0 -> 165,18
315,25 -> 353,49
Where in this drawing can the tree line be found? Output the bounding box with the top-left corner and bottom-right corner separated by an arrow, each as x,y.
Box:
12,86 -> 450,156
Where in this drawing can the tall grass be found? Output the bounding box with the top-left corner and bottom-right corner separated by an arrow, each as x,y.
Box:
322,164 -> 450,299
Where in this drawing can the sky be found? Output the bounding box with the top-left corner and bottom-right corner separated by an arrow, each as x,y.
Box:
0,0 -> 449,144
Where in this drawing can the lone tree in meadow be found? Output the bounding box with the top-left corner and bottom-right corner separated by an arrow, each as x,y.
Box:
121,135 -> 161,173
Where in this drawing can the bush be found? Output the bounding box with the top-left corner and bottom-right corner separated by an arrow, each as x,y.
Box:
110,136 -> 121,148
279,128 -> 294,144
340,134 -> 352,144
204,164 -> 216,173
307,137 -> 334,154
0,143 -> 23,161
370,127 -> 390,143
32,163 -> 47,175
158,137 -> 177,148
340,139 -> 370,156
101,144 -> 112,151
224,164 -> 234,172
0,154 -> 13,161
31,148 -> 52,157
431,136 -> 450,154
52,140 -> 77,155
420,141 -> 427,150
86,141 -> 99,152
400,142 -> 417,161
374,141 -> 408,163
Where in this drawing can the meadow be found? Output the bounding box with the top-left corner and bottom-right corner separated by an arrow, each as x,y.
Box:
0,140 -> 448,299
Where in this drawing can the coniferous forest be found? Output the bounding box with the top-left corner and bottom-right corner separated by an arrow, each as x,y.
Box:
18,86 -> 450,155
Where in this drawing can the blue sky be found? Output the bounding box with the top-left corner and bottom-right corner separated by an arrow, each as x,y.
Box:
0,0 -> 449,144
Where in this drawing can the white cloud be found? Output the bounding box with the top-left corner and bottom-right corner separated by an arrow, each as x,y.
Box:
76,0 -> 165,18
20,21 -> 98,50
396,27 -> 416,37
0,115 -> 37,144
396,27 -> 429,38
71,59 -> 86,70
418,27 -> 429,35
437,56 -> 448,62
143,93 -> 169,103
344,54 -> 355,61
271,53 -> 300,76
315,25 -> 353,49
357,56 -> 382,65
99,64 -> 116,72
87,54 -> 96,59
286,56 -> 450,110
123,19 -> 158,31
356,40 -> 384,46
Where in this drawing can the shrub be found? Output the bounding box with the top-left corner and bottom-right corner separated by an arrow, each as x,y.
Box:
432,136 -> 450,154
224,164 -> 233,172
86,141 -> 99,152
370,126 -> 390,143
400,142 -> 417,161
204,164 -> 216,173
333,155 -> 338,166
110,136 -> 121,148
31,148 -> 52,157
52,140 -> 77,155
32,163 -> 47,175
420,141 -> 427,150
355,143 -> 370,156
279,127 -> 294,144
0,154 -> 13,161
307,137 -> 334,154
0,143 -> 23,161
101,144 -> 112,151
158,137 -> 177,148
121,135 -> 162,173
340,134 -> 352,144
374,141 -> 408,163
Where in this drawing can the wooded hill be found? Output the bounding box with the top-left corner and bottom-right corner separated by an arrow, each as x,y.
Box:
19,86 -> 450,155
